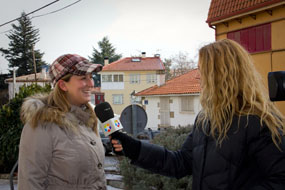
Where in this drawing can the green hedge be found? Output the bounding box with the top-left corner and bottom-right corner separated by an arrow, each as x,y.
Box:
0,84 -> 51,173
119,125 -> 193,190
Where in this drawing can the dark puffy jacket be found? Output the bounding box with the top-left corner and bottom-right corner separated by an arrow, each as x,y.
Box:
132,115 -> 285,190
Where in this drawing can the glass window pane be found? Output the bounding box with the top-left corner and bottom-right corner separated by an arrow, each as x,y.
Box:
114,75 -> 119,82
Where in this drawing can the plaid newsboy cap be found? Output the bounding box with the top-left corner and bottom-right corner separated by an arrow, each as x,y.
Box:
49,54 -> 102,85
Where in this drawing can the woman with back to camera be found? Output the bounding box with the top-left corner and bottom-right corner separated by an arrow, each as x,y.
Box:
111,39 -> 285,190
18,54 -> 107,190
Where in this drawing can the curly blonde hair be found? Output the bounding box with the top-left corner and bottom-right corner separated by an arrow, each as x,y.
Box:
198,39 -> 285,148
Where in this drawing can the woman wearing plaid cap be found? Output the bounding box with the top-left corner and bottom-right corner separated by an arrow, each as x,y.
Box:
18,54 -> 107,190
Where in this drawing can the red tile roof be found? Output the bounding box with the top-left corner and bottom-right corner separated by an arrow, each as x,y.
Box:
206,0 -> 284,24
135,69 -> 200,96
5,72 -> 51,83
102,57 -> 165,71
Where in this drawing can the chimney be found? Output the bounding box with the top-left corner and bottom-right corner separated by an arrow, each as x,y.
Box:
141,52 -> 146,58
157,71 -> 166,86
104,57 -> 109,65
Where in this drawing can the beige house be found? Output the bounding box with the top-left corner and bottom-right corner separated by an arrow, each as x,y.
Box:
206,0 -> 285,114
100,53 -> 165,115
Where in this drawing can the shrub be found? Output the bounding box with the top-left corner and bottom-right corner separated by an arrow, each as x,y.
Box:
119,125 -> 193,190
0,84 -> 51,173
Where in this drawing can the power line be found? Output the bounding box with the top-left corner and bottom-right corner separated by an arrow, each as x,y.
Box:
0,0 -> 82,34
0,0 -> 60,27
31,0 -> 82,19
0,29 -> 11,34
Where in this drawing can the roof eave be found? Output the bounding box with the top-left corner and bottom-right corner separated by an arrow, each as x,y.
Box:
101,69 -> 165,72
5,79 -> 51,83
207,0 -> 284,26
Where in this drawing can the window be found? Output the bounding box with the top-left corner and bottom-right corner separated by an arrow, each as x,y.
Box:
130,74 -> 140,84
227,23 -> 271,53
181,96 -> 194,112
102,74 -> 112,82
113,94 -> 123,104
147,74 -> 157,83
131,58 -> 141,62
114,74 -> 123,82
102,74 -> 124,82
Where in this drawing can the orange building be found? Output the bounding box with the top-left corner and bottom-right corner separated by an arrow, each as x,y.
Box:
207,0 -> 285,114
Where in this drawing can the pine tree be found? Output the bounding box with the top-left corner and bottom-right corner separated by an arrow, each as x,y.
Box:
89,36 -> 122,65
89,36 -> 122,86
0,12 -> 46,76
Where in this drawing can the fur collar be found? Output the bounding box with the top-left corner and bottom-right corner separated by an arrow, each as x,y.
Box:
21,94 -> 95,130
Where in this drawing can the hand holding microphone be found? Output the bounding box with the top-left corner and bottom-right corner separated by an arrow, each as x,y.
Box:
95,102 -> 141,160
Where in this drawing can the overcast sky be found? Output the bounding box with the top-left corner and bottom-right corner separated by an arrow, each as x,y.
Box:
0,0 -> 214,74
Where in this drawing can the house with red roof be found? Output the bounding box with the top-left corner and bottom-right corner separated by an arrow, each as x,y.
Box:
100,53 -> 165,114
135,69 -> 201,130
206,0 -> 285,114
5,67 -> 51,99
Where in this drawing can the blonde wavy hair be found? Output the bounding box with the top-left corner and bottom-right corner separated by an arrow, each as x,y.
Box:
22,74 -> 98,135
197,39 -> 285,148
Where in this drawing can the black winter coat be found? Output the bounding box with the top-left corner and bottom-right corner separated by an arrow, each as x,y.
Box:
132,115 -> 285,190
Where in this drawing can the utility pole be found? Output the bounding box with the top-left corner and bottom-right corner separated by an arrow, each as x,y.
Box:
13,67 -> 16,98
32,45 -> 37,85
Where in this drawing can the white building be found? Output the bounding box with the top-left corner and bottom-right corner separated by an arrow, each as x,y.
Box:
5,67 -> 51,99
135,69 -> 201,130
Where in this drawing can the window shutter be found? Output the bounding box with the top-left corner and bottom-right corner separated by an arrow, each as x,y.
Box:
264,23 -> 271,50
248,27 -> 256,52
241,29 -> 249,51
227,23 -> 271,53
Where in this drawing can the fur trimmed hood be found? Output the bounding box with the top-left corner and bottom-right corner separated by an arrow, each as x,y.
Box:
21,94 -> 96,130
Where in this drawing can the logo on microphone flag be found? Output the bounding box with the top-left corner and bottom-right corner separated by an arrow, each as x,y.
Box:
114,120 -> 120,128
104,123 -> 112,132
100,116 -> 123,136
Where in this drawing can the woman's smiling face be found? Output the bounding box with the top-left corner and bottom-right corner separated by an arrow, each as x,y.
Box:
61,74 -> 94,106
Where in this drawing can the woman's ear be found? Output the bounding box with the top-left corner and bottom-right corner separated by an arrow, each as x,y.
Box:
58,80 -> 68,91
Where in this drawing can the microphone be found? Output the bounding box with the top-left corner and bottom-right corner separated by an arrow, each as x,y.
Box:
95,102 -> 123,137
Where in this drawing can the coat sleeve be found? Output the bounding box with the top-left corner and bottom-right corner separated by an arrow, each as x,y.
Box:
131,130 -> 193,179
247,118 -> 285,190
18,123 -> 53,190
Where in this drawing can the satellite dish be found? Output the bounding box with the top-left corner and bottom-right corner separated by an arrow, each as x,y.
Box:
120,104 -> 147,135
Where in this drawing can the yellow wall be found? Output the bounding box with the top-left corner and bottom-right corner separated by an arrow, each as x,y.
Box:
251,53 -> 271,84
101,70 -> 158,115
272,19 -> 285,50
213,5 -> 285,115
